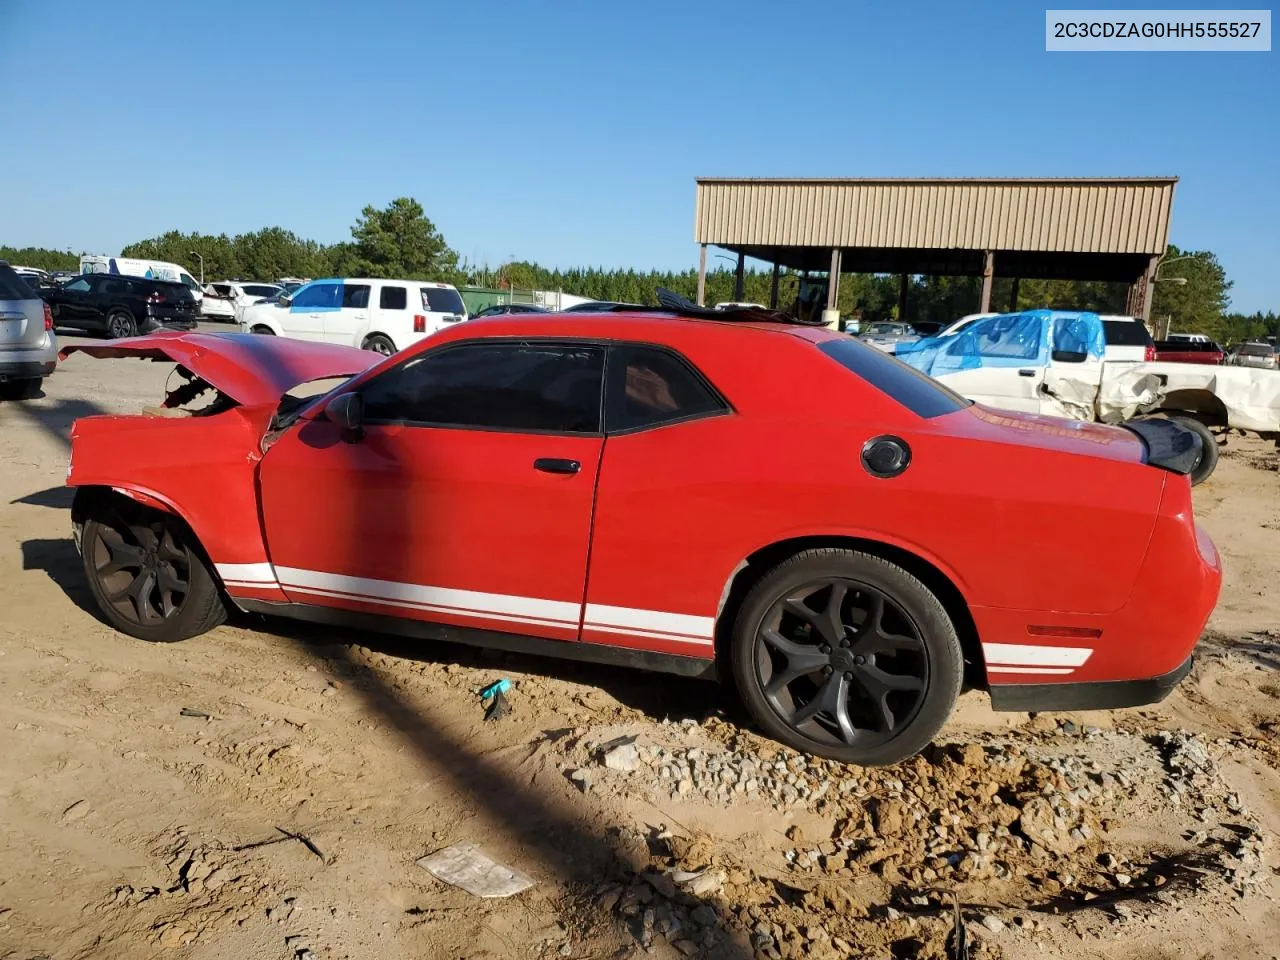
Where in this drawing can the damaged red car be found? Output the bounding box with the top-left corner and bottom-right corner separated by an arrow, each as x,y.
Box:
62,297 -> 1222,765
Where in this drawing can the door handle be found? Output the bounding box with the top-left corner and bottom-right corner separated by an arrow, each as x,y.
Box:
534,458 -> 580,475
1018,369 -> 1036,377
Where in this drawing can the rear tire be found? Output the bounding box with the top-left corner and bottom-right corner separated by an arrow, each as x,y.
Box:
81,498 -> 226,643
1169,415 -> 1219,485
730,548 -> 963,765
251,325 -> 276,335
106,310 -> 137,339
0,378 -> 41,401
361,334 -> 396,356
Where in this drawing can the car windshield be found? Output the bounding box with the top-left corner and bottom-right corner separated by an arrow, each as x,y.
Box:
1240,343 -> 1275,356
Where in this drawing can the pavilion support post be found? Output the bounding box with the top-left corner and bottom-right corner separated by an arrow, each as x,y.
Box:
696,244 -> 707,306
1009,277 -> 1020,311
1135,254 -> 1159,325
827,249 -> 842,310
769,257 -> 780,309
979,250 -> 995,313
733,251 -> 745,302
897,273 -> 909,322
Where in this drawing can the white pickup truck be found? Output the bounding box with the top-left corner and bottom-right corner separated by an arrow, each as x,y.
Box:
895,309 -> 1280,484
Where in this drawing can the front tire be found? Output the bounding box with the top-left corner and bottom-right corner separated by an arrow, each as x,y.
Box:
1168,415 -> 1219,485
0,378 -> 41,401
731,549 -> 963,765
81,498 -> 226,642
106,310 -> 137,339
251,325 -> 276,336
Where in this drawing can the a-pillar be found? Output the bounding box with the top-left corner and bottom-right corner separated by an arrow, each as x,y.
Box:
696,244 -> 707,306
978,250 -> 995,312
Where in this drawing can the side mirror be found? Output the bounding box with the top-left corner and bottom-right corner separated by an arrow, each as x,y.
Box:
278,296 -> 292,307
1051,349 -> 1088,364
325,392 -> 364,439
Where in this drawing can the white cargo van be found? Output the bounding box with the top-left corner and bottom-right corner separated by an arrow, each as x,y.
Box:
79,255 -> 204,303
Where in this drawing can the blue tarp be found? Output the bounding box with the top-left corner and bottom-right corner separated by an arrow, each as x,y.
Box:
894,309 -> 1106,377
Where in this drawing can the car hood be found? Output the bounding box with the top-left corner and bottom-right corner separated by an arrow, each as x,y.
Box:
60,331 -> 379,407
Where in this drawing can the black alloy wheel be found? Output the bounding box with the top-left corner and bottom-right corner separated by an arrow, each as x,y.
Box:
89,509 -> 191,625
107,310 -> 137,339
757,580 -> 928,749
80,497 -> 226,642
731,549 -> 963,765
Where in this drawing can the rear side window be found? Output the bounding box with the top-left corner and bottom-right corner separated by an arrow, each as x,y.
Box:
343,284 -> 370,309
422,287 -> 465,314
1102,320 -> 1154,347
361,341 -> 605,433
0,265 -> 34,300
818,337 -> 970,419
605,345 -> 728,433
380,286 -> 408,310
242,284 -> 278,297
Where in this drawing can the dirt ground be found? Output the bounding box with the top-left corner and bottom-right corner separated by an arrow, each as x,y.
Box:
1,328 -> 1278,960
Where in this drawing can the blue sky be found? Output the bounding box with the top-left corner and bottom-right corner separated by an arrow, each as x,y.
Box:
2,0 -> 1276,310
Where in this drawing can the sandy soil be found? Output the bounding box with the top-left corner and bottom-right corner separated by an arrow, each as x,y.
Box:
0,329 -> 1277,960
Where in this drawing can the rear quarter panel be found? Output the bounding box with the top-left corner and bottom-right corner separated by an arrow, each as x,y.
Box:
583,325 -> 1167,633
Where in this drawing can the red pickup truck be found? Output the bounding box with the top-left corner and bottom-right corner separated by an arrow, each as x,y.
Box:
1153,340 -> 1224,365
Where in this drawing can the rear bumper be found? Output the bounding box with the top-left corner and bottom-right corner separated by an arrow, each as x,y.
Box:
0,354 -> 57,381
989,654 -> 1193,712
141,315 -> 197,332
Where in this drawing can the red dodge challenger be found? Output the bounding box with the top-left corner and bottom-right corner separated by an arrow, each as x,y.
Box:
61,296 -> 1221,765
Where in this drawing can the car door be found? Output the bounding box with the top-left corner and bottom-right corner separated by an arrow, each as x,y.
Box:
322,281 -> 372,347
282,281 -> 341,342
367,282 -> 411,350
257,338 -> 606,641
1042,313 -> 1105,419
50,276 -> 95,328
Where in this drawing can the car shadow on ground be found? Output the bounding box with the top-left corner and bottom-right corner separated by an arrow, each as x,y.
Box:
12,486 -> 76,509
1201,630 -> 1280,672
249,611 -> 737,727
22,537 -> 96,615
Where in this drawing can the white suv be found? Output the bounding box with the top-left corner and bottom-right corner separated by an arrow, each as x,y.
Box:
202,281 -> 285,321
239,278 -> 467,355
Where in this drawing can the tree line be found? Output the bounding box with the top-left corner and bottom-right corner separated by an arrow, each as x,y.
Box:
4,198 -> 1273,344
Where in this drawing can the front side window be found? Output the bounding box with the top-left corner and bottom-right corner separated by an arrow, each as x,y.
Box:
342,284 -> 370,309
380,286 -> 408,310
605,345 -> 728,433
361,341 -> 605,433
290,282 -> 341,309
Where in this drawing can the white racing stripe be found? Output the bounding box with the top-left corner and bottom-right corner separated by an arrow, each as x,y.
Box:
982,642 -> 1093,668
215,562 -> 278,585
221,563 -> 713,645
583,623 -> 715,647
584,603 -> 714,641
274,567 -> 581,625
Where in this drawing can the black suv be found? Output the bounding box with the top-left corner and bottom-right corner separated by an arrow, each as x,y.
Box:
43,274 -> 198,338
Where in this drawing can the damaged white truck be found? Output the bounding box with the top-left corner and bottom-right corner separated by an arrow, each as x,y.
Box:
895,309 -> 1280,485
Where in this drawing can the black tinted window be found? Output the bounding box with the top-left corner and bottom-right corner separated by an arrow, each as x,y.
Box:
819,337 -> 970,419
362,341 -> 605,433
380,286 -> 408,310
422,287 -> 465,314
1102,320 -> 1154,346
606,345 -> 728,432
343,284 -> 370,309
0,266 -> 34,299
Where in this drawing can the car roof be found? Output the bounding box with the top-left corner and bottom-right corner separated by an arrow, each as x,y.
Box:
443,309 -> 842,346
305,277 -> 456,288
